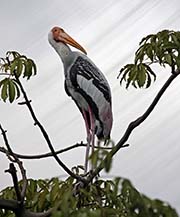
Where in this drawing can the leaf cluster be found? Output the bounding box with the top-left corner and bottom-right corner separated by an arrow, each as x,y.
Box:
0,51 -> 36,103
0,177 -> 178,217
118,30 -> 180,88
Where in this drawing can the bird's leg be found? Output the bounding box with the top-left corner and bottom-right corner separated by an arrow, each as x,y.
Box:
88,106 -> 95,170
84,137 -> 90,173
82,109 -> 91,173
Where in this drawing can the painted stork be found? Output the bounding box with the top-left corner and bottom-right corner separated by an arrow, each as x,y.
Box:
48,26 -> 113,172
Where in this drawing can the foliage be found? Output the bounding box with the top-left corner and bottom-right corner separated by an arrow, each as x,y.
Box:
0,177 -> 178,217
118,30 -> 180,88
0,51 -> 36,103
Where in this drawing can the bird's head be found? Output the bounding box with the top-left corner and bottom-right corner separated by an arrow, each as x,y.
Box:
48,26 -> 87,55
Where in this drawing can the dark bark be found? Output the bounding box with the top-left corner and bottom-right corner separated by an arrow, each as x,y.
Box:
0,199 -> 52,217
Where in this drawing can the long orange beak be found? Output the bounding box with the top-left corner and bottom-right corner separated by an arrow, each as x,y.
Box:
52,27 -> 87,55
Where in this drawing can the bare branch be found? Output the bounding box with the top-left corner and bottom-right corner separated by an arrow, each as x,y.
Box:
18,100 -> 32,105
0,124 -> 13,154
14,75 -> 87,184
87,70 -> 180,183
0,198 -> 53,217
0,143 -> 129,160
0,199 -> 18,211
0,125 -> 27,201
5,163 -> 22,201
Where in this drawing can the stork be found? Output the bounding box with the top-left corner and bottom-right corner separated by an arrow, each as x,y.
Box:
48,27 -> 113,172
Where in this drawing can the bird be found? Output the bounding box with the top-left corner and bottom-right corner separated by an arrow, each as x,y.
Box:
48,26 -> 113,172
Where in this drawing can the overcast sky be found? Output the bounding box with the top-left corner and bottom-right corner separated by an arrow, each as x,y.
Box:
0,0 -> 180,213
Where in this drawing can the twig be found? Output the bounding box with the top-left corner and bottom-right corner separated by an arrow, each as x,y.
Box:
0,143 -> 129,160
0,124 -> 27,201
0,124 -> 13,153
18,100 -> 32,105
87,70 -> 180,183
14,75 -> 87,184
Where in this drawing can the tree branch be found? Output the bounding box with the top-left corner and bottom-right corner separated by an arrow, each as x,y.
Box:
0,124 -> 28,201
14,76 -> 86,183
0,199 -> 18,211
87,70 -> 180,183
0,143 -> 128,160
0,124 -> 13,154
0,198 -> 53,217
5,163 -> 22,202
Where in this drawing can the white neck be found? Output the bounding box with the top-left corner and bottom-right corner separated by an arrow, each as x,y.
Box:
48,32 -> 73,66
53,42 -> 71,63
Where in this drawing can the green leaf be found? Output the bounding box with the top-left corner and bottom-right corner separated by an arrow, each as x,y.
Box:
8,79 -> 16,103
164,54 -> 173,66
144,64 -> 156,81
171,33 -> 180,47
0,79 -> 5,88
145,71 -> 152,88
1,79 -> 8,102
1,51 -> 37,80
16,59 -> 23,77
6,51 -> 20,59
118,64 -> 135,87
10,59 -> 18,75
137,65 -> 146,88
30,59 -> 37,75
22,58 -> 37,79
38,188 -> 49,210
50,179 -> 59,203
139,34 -> 154,45
0,78 -> 20,103
135,44 -> 145,64
126,68 -> 137,89
146,45 -> 154,61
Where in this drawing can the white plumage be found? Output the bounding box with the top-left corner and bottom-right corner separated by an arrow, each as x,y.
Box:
48,26 -> 113,172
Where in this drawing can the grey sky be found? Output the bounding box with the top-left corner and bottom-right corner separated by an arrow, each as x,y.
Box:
0,0 -> 180,213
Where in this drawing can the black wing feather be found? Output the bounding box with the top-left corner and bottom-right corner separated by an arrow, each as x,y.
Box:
69,56 -> 111,103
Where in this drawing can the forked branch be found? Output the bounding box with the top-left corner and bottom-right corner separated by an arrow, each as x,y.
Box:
0,124 -> 27,201
14,75 -> 87,183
